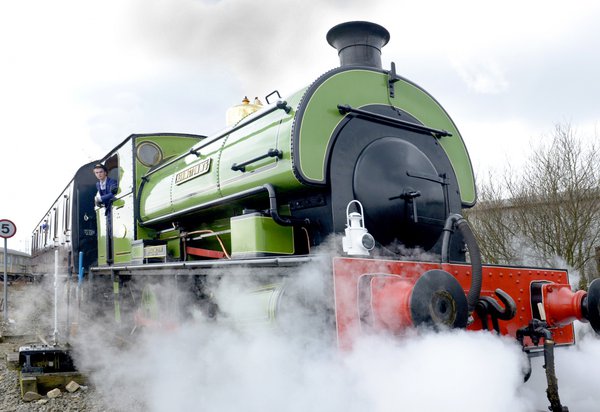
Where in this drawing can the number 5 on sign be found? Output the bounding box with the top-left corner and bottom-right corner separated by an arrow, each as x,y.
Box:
2,218 -> 16,321
0,219 -> 16,238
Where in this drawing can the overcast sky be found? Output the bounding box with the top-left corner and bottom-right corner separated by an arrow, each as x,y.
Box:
1,0 -> 599,252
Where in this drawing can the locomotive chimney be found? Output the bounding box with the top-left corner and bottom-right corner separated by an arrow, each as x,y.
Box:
326,21 -> 390,69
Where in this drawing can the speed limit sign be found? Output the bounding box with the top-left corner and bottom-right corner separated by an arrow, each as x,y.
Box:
0,219 -> 16,238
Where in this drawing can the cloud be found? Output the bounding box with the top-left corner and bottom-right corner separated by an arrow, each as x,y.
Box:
453,59 -> 509,94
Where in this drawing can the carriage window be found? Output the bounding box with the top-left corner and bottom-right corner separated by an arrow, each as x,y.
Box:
63,195 -> 70,233
53,207 -> 58,240
136,141 -> 163,167
43,218 -> 49,246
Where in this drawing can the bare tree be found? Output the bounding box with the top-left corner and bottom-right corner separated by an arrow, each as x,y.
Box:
467,123 -> 600,288
467,180 -> 518,265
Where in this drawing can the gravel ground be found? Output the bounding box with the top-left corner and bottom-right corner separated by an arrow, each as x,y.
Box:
0,281 -> 112,412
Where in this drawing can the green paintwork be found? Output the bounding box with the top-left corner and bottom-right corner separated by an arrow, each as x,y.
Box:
222,284 -> 285,323
139,101 -> 305,222
96,134 -> 202,266
133,135 -> 205,189
141,285 -> 159,320
98,140 -> 138,265
131,241 -> 144,263
297,70 -> 476,205
136,135 -> 208,221
230,214 -> 295,257
129,68 -> 475,260
157,229 -> 182,259
112,193 -> 134,264
96,208 -> 107,266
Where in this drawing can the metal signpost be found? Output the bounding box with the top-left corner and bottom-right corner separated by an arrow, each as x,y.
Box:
1,219 -> 17,322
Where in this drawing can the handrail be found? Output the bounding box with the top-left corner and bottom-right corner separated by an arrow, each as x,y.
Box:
143,100 -> 292,180
231,148 -> 283,172
139,183 -> 309,228
337,104 -> 452,138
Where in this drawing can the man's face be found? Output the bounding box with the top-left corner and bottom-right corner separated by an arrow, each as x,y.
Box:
94,168 -> 107,180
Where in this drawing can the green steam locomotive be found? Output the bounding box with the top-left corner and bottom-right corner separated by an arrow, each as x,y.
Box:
94,21 -> 474,267
31,22 -> 600,412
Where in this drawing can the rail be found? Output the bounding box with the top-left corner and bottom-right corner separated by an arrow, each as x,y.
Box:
139,183 -> 309,227
142,100 -> 292,180
337,104 -> 452,138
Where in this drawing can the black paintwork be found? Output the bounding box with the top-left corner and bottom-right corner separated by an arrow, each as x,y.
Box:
327,104 -> 464,257
72,161 -> 100,270
326,21 -> 390,69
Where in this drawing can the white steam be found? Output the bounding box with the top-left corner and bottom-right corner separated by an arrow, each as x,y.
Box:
77,313 -> 537,412
69,259 -> 539,412
522,323 -> 600,411
2,274 -> 75,338
6,259 -> 600,411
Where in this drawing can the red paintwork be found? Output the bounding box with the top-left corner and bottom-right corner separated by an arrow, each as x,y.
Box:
133,310 -> 179,331
332,257 -> 576,350
542,284 -> 586,327
370,276 -> 414,332
186,246 -> 226,259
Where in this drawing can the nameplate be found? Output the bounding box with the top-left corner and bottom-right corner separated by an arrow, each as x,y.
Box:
144,245 -> 167,258
175,158 -> 212,185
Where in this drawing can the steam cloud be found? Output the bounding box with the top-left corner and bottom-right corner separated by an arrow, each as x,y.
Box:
6,256 -> 600,411
65,256 -> 599,412
125,0 -> 387,96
